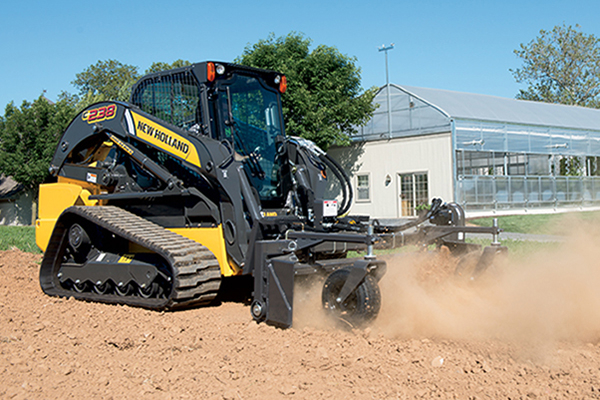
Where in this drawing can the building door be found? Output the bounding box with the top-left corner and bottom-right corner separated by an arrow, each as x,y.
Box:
398,172 -> 429,217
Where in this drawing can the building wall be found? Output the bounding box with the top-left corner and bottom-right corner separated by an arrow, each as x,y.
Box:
0,190 -> 34,226
329,132 -> 453,219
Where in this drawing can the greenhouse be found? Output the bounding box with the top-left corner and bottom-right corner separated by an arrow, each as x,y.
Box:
330,84 -> 600,218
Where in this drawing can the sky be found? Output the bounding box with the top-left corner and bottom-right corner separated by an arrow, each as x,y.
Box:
2,0 -> 600,111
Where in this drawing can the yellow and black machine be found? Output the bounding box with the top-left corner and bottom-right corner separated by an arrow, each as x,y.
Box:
36,62 -> 504,328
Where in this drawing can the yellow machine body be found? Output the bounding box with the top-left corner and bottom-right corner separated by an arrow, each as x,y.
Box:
36,181 -> 236,277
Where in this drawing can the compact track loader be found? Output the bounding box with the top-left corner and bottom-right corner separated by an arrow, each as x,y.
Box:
36,62 -> 504,328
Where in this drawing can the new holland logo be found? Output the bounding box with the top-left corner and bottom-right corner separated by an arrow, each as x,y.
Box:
130,112 -> 201,168
136,120 -> 189,154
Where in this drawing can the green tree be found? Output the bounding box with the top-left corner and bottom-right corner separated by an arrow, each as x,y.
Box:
512,24 -> 600,107
0,96 -> 76,193
72,59 -> 140,103
145,59 -> 192,74
237,32 -> 377,150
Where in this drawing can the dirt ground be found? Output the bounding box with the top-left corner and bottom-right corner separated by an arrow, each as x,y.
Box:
3,221 -> 600,399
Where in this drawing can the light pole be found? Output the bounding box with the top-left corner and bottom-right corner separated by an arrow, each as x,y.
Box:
378,43 -> 394,138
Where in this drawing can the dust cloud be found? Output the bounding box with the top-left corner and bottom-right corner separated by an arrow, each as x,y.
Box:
293,275 -> 339,331
376,219 -> 600,346
294,218 -> 600,348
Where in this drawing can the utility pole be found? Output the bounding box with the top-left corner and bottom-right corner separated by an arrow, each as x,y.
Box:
378,43 -> 394,138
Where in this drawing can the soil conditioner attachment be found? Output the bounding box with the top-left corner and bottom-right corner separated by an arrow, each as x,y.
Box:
36,62 -> 504,328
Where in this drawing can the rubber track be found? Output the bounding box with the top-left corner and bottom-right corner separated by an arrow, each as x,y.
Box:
40,206 -> 222,310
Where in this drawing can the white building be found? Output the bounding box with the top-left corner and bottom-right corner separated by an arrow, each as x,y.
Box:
0,175 -> 33,226
329,84 -> 600,218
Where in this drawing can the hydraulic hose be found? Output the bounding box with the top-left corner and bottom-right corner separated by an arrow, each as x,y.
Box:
318,153 -> 353,216
287,136 -> 354,218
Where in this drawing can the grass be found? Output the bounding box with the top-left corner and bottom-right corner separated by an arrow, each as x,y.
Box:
0,225 -> 41,254
348,238 -> 554,260
465,237 -> 555,260
1,211 -> 595,256
468,210 -> 600,235
347,210 -> 600,258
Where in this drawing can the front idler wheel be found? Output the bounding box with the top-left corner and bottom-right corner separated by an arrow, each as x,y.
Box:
321,268 -> 381,328
68,223 -> 91,263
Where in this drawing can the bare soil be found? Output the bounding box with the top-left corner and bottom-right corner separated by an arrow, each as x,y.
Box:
2,220 -> 600,399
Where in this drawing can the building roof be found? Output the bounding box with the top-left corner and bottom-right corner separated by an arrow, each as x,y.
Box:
0,175 -> 23,200
397,85 -> 600,131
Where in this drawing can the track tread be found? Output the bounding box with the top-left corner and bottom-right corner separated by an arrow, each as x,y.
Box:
40,206 -> 222,310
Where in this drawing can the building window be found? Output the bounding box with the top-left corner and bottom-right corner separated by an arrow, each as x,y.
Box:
456,150 -> 576,177
400,173 -> 429,217
356,174 -> 370,202
527,154 -> 551,176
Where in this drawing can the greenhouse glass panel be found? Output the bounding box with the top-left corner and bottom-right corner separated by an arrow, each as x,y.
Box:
529,128 -> 551,154
549,131 -> 571,154
413,106 -> 451,133
570,132 -> 588,156
507,129 -> 530,153
495,177 -> 509,203
456,178 -> 475,204
588,156 -> 600,176
476,176 -> 495,204
455,122 -> 483,150
507,153 -> 526,175
480,123 -> 505,151
510,177 -> 526,204
526,177 -> 541,202
456,150 -> 464,177
593,177 -> 600,201
567,177 -> 582,202
590,136 -> 600,156
540,177 -> 554,202
390,109 -> 406,132
492,152 -> 506,175
583,178 -> 594,202
527,154 -> 550,175
378,86 -> 391,113
389,90 -> 408,110
462,151 -> 494,175
555,178 -> 567,202
370,112 -> 389,137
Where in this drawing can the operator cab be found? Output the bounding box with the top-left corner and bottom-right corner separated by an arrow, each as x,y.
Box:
130,62 -> 291,210
214,71 -> 289,209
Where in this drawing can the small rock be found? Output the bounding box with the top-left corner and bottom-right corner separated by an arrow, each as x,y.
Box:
431,356 -> 444,367
169,326 -> 183,337
279,386 -> 297,395
317,347 -> 329,359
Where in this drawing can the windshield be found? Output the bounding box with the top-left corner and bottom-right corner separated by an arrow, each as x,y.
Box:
217,74 -> 287,207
